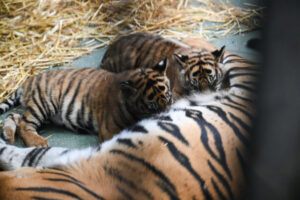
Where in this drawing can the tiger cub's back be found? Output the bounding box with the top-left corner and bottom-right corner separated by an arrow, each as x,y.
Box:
100,32 -> 188,72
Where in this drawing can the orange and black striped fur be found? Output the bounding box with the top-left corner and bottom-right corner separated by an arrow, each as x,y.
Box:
101,32 -> 225,99
0,60 -> 172,147
0,39 -> 259,199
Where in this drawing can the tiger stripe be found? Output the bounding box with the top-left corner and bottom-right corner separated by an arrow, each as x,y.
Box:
207,160 -> 234,200
104,166 -> 154,200
110,149 -> 178,196
15,187 -> 83,200
157,121 -> 189,146
159,136 -> 213,200
43,177 -> 104,200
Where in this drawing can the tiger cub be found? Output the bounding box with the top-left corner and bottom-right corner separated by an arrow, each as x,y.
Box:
100,32 -> 225,99
0,59 -> 172,147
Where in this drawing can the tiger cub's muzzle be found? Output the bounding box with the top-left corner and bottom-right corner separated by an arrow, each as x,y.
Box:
190,71 -> 219,91
147,91 -> 173,113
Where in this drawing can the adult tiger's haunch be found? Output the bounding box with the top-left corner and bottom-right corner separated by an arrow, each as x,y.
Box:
0,39 -> 258,199
0,59 -> 172,147
101,32 -> 225,100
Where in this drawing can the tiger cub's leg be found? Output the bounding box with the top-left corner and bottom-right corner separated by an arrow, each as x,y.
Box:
18,102 -> 49,147
18,121 -> 48,147
1,113 -> 21,144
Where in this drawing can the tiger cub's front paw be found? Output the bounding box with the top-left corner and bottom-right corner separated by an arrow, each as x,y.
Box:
2,127 -> 16,144
22,133 -> 49,147
0,113 -> 21,144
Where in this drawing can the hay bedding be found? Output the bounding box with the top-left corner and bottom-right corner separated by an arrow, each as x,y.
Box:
0,0 -> 263,103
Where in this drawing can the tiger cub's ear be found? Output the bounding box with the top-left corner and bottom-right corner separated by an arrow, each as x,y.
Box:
212,45 -> 225,63
174,54 -> 189,63
152,59 -> 167,74
120,81 -> 137,98
173,54 -> 189,71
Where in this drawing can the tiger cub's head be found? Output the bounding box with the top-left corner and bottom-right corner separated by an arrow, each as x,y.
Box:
120,59 -> 173,115
174,46 -> 225,92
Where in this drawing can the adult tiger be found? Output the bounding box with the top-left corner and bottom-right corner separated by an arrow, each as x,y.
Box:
0,39 -> 258,200
0,59 -> 172,147
101,32 -> 225,100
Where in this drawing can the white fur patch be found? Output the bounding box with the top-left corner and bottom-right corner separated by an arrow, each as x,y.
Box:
7,99 -> 13,105
158,60 -> 165,66
167,37 -> 190,49
0,104 -> 9,110
49,147 -> 96,168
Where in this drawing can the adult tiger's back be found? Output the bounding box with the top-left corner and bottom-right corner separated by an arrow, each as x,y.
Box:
101,32 -> 225,99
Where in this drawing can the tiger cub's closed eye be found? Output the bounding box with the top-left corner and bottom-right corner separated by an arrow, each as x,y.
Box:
148,93 -> 155,100
204,69 -> 212,74
158,86 -> 165,91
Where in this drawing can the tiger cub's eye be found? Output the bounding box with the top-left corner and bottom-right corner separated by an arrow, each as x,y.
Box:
158,86 -> 165,91
192,71 -> 200,76
204,69 -> 212,74
148,93 -> 155,100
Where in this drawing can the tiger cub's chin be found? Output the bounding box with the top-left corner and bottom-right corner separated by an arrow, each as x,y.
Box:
0,59 -> 172,147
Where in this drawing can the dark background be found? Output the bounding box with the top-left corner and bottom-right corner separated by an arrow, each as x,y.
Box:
247,0 -> 300,199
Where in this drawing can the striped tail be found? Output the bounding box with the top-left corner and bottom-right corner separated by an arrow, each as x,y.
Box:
0,88 -> 23,115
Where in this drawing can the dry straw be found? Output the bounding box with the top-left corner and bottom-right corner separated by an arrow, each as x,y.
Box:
0,0 -> 264,103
